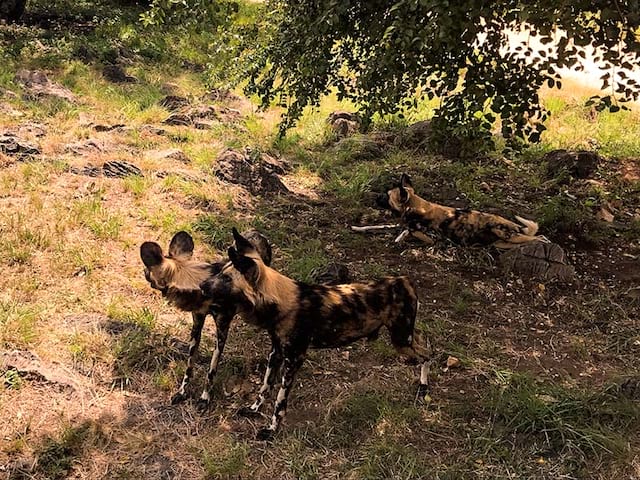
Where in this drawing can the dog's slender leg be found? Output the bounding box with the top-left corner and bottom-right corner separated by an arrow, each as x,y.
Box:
196,313 -> 232,412
394,229 -> 410,243
256,351 -> 306,440
171,312 -> 205,404
238,340 -> 283,417
416,360 -> 430,403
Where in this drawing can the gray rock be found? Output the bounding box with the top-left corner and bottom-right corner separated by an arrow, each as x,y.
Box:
102,64 -> 138,84
148,148 -> 191,164
163,113 -> 192,126
328,111 -> 360,139
65,139 -> 104,155
395,120 -> 432,149
215,149 -> 290,195
159,95 -> 190,111
334,135 -> 385,160
15,69 -> 76,102
103,160 -> 142,178
93,123 -> 128,133
0,133 -> 39,156
309,262 -> 350,285
545,149 -> 602,179
140,125 -> 167,136
499,242 -> 575,282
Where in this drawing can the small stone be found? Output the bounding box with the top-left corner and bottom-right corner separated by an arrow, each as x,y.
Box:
328,111 -> 360,139
309,262 -> 350,285
334,136 -> 384,161
499,242 -> 575,282
65,139 -> 103,155
159,95 -> 190,111
102,64 -> 138,84
163,113 -> 192,126
596,207 -> 614,223
0,134 -> 40,156
544,149 -> 602,179
215,148 -> 290,195
15,69 -> 76,102
147,148 -> 191,164
140,125 -> 167,136
194,119 -> 215,130
395,120 -> 432,149
103,160 -> 142,178
93,123 -> 127,133
444,356 -> 460,370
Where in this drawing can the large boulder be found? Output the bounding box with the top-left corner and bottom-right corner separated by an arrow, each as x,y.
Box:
309,262 -> 351,285
215,149 -> 290,195
328,111 -> 360,139
544,150 -> 602,179
102,64 -> 138,84
0,133 -> 39,157
15,69 -> 76,102
395,120 -> 432,149
499,241 -> 575,282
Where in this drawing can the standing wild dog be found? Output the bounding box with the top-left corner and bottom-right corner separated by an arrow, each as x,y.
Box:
375,173 -> 547,248
140,230 -> 272,409
200,228 -> 430,440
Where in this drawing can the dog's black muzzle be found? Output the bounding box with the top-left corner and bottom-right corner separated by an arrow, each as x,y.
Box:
376,193 -> 391,210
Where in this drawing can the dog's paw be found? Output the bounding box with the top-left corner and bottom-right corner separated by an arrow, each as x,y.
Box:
415,384 -> 431,405
236,406 -> 261,418
170,391 -> 187,405
256,427 -> 275,441
196,398 -> 211,413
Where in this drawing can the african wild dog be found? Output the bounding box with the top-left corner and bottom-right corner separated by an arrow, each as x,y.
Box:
200,228 -> 430,440
376,173 -> 547,249
140,229 -> 272,408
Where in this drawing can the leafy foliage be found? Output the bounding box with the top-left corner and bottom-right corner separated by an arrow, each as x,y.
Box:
243,1 -> 640,148
140,0 -> 237,27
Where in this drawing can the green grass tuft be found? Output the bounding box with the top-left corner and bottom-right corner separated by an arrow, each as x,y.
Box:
482,373 -> 640,466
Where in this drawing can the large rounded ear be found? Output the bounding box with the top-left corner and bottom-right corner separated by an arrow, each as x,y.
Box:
168,231 -> 194,259
232,227 -> 257,256
140,242 -> 164,268
400,173 -> 412,188
228,246 -> 259,283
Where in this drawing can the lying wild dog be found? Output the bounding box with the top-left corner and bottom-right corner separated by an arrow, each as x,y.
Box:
200,228 -> 430,440
140,229 -> 272,408
372,173 -> 548,249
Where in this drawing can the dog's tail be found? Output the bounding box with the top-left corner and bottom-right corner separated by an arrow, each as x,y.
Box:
515,215 -> 539,236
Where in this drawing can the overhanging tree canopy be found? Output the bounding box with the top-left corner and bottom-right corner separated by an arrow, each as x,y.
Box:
244,0 -> 640,147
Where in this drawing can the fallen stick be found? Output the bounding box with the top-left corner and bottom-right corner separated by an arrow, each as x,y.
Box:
350,224 -> 401,233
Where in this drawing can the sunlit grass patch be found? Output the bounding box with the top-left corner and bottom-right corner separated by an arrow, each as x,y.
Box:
0,211 -> 51,265
0,299 -> 41,348
71,194 -> 123,240
200,435 -> 249,479
122,175 -> 153,200
106,300 -> 156,330
324,162 -> 379,204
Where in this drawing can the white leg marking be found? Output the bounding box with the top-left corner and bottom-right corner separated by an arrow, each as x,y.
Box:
420,362 -> 429,385
394,229 -> 410,243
